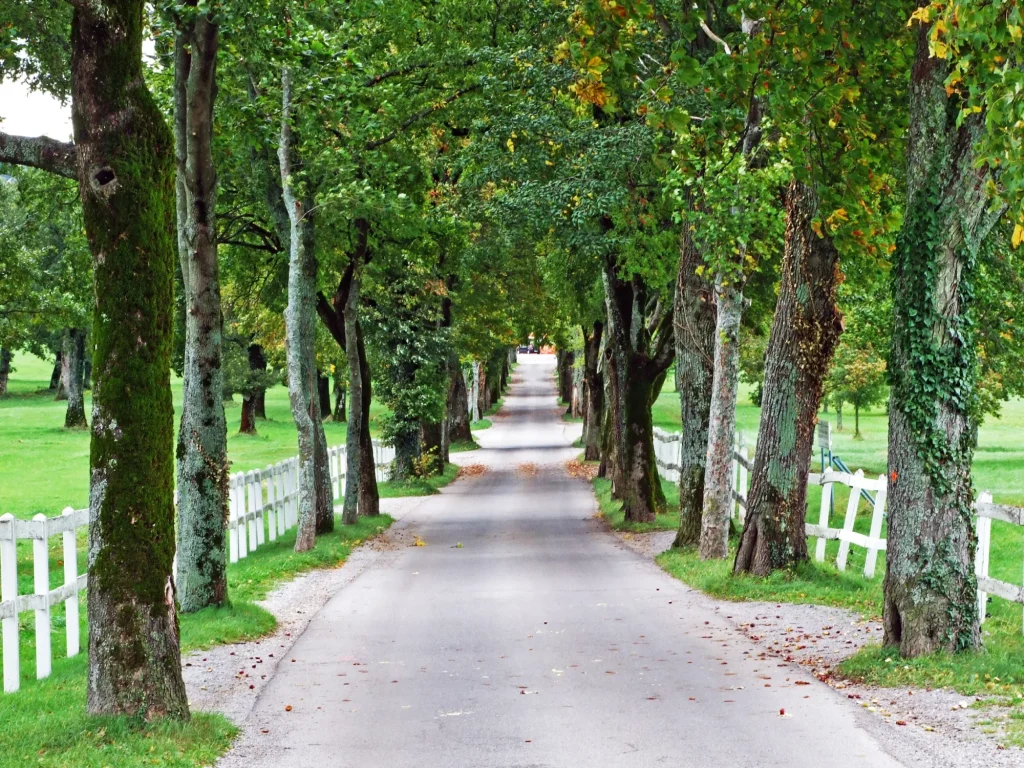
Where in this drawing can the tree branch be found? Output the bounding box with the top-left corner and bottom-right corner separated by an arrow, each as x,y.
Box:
366,85 -> 480,150
0,132 -> 78,179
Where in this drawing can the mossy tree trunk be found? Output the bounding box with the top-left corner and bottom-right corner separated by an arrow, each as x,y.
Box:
602,257 -> 674,523
71,0 -> 188,720
63,327 -> 88,429
172,8 -> 229,613
883,20 -> 996,657
735,181 -> 843,575
699,277 -> 743,560
581,321 -> 604,461
672,215 -> 716,549
278,67 -> 330,551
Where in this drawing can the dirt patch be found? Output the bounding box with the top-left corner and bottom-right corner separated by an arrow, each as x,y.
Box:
516,462 -> 538,476
456,463 -> 487,479
566,459 -> 599,481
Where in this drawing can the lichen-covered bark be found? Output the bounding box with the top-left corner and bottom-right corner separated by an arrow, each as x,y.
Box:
63,327 -> 88,429
699,277 -> 742,560
172,10 -> 228,614
279,67 -> 324,552
72,0 -> 188,720
734,181 -> 842,575
672,219 -> 715,549
581,322 -> 604,461
883,20 -> 994,657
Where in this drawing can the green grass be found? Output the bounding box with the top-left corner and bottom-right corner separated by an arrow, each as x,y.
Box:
449,439 -> 480,453
592,476 -> 680,533
376,463 -> 459,498
470,418 -> 492,431
0,513 -> 393,768
0,352 -> 390,519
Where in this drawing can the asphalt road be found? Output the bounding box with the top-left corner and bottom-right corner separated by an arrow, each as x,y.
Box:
227,355 -> 905,768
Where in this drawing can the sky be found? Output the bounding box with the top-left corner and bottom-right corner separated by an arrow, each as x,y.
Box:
0,78 -> 73,140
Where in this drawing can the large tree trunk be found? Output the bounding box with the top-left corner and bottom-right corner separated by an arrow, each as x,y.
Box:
56,343 -> 70,400
0,347 -> 10,396
672,219 -> 716,549
447,363 -> 472,442
341,263 -> 365,525
63,328 -> 88,429
73,0 -> 188,720
172,10 -> 229,614
334,380 -> 347,422
699,278 -> 743,560
317,370 -> 331,418
602,259 -> 673,523
582,322 -> 604,461
249,342 -> 267,420
279,67 -> 325,552
357,323 -> 380,515
734,182 -> 843,575
239,392 -> 257,434
557,349 -> 574,405
882,20 -> 994,657
49,352 -> 62,391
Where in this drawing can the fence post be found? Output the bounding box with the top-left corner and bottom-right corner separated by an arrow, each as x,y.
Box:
32,514 -> 51,680
277,462 -> 289,535
235,475 -> 248,560
815,475 -> 832,562
863,475 -> 888,579
265,466 -> 278,542
1,513 -> 19,692
61,508 -> 80,658
249,470 -> 264,549
835,470 -> 864,572
975,491 -> 993,623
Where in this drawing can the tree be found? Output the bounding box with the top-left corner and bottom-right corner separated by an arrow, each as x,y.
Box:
168,1 -> 230,613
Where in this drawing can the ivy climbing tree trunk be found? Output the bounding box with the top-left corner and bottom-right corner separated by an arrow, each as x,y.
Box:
279,67 -> 327,552
63,327 -> 88,429
734,181 -> 843,575
672,217 -> 715,549
172,8 -> 229,614
883,20 -> 996,657
71,0 -> 189,719
581,321 -> 604,461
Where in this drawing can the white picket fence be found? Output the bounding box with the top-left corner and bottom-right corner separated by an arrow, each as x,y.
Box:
0,440 -> 394,694
652,428 -> 1024,630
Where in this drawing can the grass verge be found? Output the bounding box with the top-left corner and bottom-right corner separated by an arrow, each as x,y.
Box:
592,476 -> 680,533
449,439 -> 480,453
0,513 -> 393,768
471,418 -> 492,431
377,463 -> 459,498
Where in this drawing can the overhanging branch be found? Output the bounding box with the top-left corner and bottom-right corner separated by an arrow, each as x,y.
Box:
0,132 -> 78,179
365,85 -> 480,150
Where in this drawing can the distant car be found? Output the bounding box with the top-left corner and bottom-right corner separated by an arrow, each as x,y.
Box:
528,344 -> 536,354
518,345 -> 530,353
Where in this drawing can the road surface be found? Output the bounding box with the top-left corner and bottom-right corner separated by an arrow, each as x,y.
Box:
222,355 -> 905,768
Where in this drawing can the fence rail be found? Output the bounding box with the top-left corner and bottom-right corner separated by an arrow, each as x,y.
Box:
0,440 -> 394,694
652,427 -> 1024,632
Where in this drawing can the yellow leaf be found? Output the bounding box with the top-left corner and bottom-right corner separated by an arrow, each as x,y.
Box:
907,6 -> 931,27
506,138 -> 515,153
1012,223 -> 1024,249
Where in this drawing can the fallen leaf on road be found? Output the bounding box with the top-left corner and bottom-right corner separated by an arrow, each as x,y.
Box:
456,464 -> 487,479
285,705 -> 292,712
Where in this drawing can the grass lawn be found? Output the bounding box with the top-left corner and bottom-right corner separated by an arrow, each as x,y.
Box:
0,513 -> 392,768
0,352 -> 390,519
